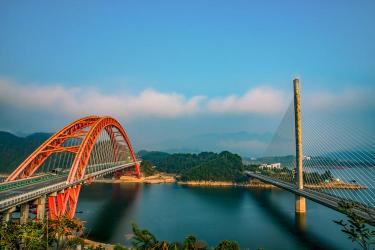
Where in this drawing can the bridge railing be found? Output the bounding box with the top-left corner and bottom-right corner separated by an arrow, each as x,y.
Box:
0,161 -> 140,212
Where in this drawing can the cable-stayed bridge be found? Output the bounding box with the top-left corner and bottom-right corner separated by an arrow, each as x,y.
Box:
246,78 -> 375,225
0,116 -> 140,221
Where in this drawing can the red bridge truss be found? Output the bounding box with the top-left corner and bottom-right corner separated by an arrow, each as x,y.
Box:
5,116 -> 140,218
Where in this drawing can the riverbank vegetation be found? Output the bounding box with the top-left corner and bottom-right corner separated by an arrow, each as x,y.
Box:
128,223 -> 240,250
0,217 -> 241,250
139,151 -> 246,182
139,150 -> 364,189
140,161 -> 158,177
0,216 -> 83,249
334,201 -> 375,250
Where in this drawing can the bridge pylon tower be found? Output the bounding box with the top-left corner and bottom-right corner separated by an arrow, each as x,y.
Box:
293,77 -> 306,213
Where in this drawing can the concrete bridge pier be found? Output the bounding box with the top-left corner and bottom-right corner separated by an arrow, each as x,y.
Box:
35,195 -> 46,221
295,195 -> 306,213
2,207 -> 16,222
20,203 -> 29,224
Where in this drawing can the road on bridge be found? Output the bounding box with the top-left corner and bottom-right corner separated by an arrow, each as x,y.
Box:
245,171 -> 375,225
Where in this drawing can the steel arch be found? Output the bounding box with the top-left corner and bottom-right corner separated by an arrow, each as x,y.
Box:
6,116 -> 140,218
6,116 -> 101,181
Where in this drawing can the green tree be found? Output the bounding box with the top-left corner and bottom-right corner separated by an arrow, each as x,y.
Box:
214,240 -> 240,250
141,160 -> 158,176
334,201 -> 375,250
0,216 -> 84,250
182,235 -> 207,250
131,223 -> 158,249
48,216 -> 84,249
114,243 -> 130,250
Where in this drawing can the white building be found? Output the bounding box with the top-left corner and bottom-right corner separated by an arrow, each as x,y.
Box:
259,163 -> 282,170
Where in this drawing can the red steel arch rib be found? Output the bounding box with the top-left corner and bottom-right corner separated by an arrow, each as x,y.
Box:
6,116 -> 140,219
67,116 -> 139,183
6,116 -> 101,181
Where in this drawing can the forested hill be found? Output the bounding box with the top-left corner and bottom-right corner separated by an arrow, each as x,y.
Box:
0,135 -> 246,182
0,131 -> 51,173
138,150 -> 245,182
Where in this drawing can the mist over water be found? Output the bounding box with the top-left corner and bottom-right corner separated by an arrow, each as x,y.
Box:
76,183 -> 356,250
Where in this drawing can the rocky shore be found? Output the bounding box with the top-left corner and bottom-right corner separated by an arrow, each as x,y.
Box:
94,173 -> 175,184
94,174 -> 367,190
83,239 -> 115,250
178,179 -> 277,189
305,180 -> 367,190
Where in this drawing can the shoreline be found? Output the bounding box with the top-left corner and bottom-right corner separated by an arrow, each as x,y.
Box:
94,173 -> 176,184
177,179 -> 277,189
94,174 -> 367,190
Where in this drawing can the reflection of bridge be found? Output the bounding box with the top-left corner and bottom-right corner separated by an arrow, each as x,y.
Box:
0,116 -> 140,222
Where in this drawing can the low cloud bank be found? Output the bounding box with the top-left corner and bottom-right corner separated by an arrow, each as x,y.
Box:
0,79 -> 287,120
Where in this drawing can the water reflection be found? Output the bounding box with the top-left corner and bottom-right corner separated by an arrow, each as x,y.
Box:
77,184 -> 353,249
81,183 -> 141,242
247,190 -> 340,250
295,212 -> 306,232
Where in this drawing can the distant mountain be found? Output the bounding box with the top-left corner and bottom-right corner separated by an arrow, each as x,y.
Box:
158,131 -> 272,157
0,131 -> 51,173
138,150 -> 171,166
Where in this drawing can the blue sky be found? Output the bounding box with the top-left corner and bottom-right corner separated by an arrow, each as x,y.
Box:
0,0 -> 374,155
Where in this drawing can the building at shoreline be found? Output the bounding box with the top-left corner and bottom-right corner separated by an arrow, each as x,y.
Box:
259,163 -> 282,170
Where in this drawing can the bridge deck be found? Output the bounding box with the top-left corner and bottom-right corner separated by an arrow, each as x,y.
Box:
245,171 -> 375,225
0,161 -> 140,212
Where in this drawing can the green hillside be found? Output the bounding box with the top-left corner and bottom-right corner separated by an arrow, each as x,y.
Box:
0,135 -> 246,182
179,151 -> 244,182
0,131 -> 51,173
138,150 -> 245,182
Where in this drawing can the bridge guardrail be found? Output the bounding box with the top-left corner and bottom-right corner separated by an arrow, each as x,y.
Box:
245,171 -> 375,225
0,161 -> 140,212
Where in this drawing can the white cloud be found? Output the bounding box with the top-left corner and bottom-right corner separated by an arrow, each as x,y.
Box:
305,88 -> 375,111
0,79 -> 206,120
0,79 -> 286,121
207,87 -> 286,115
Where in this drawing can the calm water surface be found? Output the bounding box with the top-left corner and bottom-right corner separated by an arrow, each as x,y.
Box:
76,183 -> 356,250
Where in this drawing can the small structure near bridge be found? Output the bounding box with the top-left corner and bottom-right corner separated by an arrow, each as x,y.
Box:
259,163 -> 282,170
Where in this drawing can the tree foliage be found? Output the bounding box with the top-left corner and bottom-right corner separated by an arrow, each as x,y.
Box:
334,201 -> 375,250
130,223 -> 240,250
0,216 -> 83,250
140,160 -> 158,177
139,150 -> 245,182
214,240 -> 240,250
179,151 -> 244,182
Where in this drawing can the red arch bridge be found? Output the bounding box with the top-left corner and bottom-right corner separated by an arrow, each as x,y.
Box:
0,116 -> 140,222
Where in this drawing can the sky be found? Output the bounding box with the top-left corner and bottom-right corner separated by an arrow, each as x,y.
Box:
0,0 -> 374,156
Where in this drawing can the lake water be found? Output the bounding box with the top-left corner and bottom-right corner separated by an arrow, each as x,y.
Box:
76,183 -> 357,250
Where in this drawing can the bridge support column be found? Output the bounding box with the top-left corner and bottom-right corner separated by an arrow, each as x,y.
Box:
48,192 -> 58,220
2,207 -> 16,222
20,203 -> 29,224
295,195 -> 306,213
293,78 -> 306,213
35,195 -> 46,221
